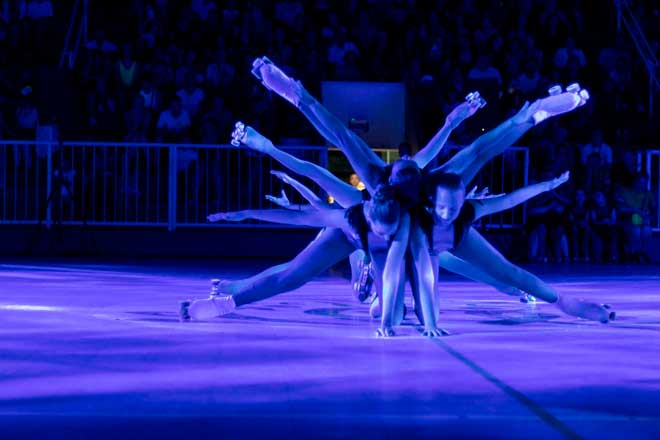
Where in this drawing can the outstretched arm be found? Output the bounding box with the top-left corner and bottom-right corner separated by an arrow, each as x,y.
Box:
270,170 -> 329,210
413,99 -> 481,169
264,189 -> 317,211
378,211 -> 410,337
409,224 -> 445,337
235,125 -> 361,207
207,207 -> 345,228
473,171 -> 570,220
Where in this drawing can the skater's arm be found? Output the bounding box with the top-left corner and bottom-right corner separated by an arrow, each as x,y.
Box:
246,133 -> 362,207
379,212 -> 411,335
409,224 -> 441,336
207,208 -> 345,228
414,100 -> 480,169
473,171 -> 570,220
264,189 -> 314,211
270,170 -> 328,210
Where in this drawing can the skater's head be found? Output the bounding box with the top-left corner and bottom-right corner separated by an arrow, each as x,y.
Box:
426,171 -> 465,225
575,188 -> 587,206
364,184 -> 401,237
389,159 -> 422,204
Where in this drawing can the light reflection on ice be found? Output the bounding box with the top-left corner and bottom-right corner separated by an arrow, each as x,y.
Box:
0,304 -> 63,312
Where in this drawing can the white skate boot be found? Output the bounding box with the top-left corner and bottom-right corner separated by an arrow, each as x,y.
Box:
532,83 -> 590,125
252,56 -> 301,107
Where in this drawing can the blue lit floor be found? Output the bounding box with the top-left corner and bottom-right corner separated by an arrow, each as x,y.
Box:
0,260 -> 659,439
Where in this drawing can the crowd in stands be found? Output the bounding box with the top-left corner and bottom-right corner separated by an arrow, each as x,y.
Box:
0,0 -> 658,262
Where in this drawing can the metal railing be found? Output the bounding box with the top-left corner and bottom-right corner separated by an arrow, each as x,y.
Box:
440,145 -> 530,229
1,141 -> 532,230
0,141 -> 328,230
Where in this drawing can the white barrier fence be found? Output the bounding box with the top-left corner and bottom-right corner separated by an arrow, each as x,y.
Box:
0,141 -> 530,230
441,145 -> 530,229
0,141 -> 328,230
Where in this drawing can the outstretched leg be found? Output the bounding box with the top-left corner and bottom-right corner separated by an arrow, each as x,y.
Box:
187,227 -> 356,320
438,252 -> 524,297
438,85 -> 589,184
253,58 -> 385,192
453,229 -> 614,322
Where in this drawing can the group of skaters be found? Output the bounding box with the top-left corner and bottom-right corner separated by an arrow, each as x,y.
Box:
180,57 -> 615,337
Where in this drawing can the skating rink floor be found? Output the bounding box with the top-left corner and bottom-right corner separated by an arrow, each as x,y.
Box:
0,259 -> 659,439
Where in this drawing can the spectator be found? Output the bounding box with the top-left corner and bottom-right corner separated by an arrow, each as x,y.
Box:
553,37 -> 586,69
25,0 -> 52,20
467,54 -> 503,86
138,4 -> 161,50
349,173 -> 365,191
527,171 -> 570,263
176,72 -> 205,119
85,30 -> 118,55
512,58 -> 542,97
15,95 -> 38,139
139,78 -> 162,115
569,188 -> 590,262
590,191 -> 618,263
581,152 -> 611,195
615,173 -> 656,263
581,129 -> 612,165
612,150 -> 638,188
327,28 -> 359,67
157,96 -> 191,142
191,0 -> 217,22
116,44 -> 140,109
335,50 -> 361,80
124,95 -> 148,142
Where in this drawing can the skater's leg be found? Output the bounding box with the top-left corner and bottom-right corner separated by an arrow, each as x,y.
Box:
254,63 -> 385,192
300,95 -> 385,192
218,262 -> 290,295
454,229 -> 614,322
437,102 -> 535,184
438,86 -> 588,184
231,227 -> 355,305
438,251 -> 523,297
453,229 -> 558,302
188,228 -> 355,319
